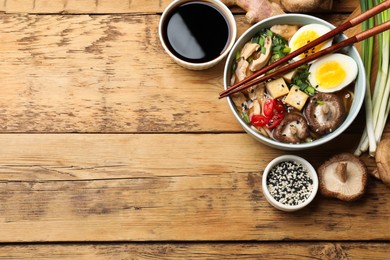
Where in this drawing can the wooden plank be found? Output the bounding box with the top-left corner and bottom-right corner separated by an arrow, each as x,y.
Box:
0,172 -> 389,242
0,13 -> 362,133
0,133 -> 388,242
1,0 -> 359,14
0,14 -> 238,133
0,242 -> 389,259
0,0 -> 5,12
0,133 -> 377,181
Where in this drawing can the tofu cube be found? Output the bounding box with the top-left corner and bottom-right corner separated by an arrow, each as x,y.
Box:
265,78 -> 289,98
282,69 -> 297,83
284,86 -> 309,111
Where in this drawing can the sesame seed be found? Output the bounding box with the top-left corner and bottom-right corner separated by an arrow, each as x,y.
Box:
266,161 -> 313,206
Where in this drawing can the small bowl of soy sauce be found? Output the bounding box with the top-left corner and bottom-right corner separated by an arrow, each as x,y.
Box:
159,0 -> 237,70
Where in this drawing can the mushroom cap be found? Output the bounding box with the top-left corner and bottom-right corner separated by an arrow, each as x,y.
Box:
273,113 -> 310,143
318,153 -> 368,201
305,93 -> 346,135
375,138 -> 390,187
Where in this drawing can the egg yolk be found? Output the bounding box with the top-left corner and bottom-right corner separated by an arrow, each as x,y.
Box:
292,30 -> 326,59
315,61 -> 346,89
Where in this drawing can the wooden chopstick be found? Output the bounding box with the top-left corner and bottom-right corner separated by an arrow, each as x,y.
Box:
220,20 -> 390,99
219,0 -> 390,99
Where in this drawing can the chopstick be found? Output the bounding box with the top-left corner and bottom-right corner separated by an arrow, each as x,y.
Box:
220,20 -> 390,98
219,0 -> 390,99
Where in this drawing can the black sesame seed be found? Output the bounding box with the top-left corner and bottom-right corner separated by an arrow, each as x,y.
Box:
266,161 -> 313,206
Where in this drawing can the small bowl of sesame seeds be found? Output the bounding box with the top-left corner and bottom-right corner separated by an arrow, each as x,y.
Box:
262,155 -> 318,212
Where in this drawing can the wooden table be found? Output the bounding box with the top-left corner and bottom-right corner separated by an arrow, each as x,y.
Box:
1,0 -> 389,258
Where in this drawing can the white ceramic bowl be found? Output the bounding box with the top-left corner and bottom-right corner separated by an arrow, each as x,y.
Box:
223,14 -> 366,150
159,0 -> 237,70
262,155 -> 319,212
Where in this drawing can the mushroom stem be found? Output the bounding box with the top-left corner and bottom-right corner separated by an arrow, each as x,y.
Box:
318,153 -> 368,201
336,162 -> 348,183
290,125 -> 297,135
321,103 -> 330,114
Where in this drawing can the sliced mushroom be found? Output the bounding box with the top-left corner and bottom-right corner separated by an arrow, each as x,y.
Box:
304,93 -> 346,135
231,92 -> 247,111
375,138 -> 390,187
273,113 -> 310,143
251,99 -> 261,116
270,24 -> 299,41
248,83 -> 266,101
249,36 -> 272,72
241,42 -> 260,59
235,58 -> 250,82
318,153 -> 368,201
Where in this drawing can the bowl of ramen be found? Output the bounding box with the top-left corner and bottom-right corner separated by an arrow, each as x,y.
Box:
223,14 -> 365,150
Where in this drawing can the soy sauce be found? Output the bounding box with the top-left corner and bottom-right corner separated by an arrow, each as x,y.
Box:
162,1 -> 231,63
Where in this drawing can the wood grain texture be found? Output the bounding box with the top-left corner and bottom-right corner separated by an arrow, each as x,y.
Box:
0,0 -> 359,13
1,174 -> 389,242
0,133 -> 379,181
0,242 -> 389,259
0,14 -> 235,132
2,0 -> 390,257
0,134 -> 387,242
1,133 -> 272,180
0,13 -> 354,133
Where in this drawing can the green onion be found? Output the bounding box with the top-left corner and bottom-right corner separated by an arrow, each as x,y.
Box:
304,86 -> 316,95
273,45 -> 282,52
372,0 -> 390,145
291,66 -> 315,95
242,112 -> 250,124
235,50 -> 241,60
259,36 -> 265,46
355,0 -> 390,156
283,47 -> 291,54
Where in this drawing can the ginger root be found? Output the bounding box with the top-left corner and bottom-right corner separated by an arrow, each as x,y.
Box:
222,0 -> 334,24
221,0 -> 284,24
278,0 -> 333,13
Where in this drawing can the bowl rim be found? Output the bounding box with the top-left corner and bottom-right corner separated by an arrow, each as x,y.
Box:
262,155 -> 319,211
223,13 -> 366,150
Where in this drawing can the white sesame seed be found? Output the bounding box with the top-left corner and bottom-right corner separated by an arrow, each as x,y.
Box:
266,160 -> 313,206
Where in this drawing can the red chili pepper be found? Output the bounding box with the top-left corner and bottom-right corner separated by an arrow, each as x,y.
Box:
263,98 -> 275,118
251,114 -> 269,127
252,98 -> 286,129
266,113 -> 284,129
275,99 -> 285,113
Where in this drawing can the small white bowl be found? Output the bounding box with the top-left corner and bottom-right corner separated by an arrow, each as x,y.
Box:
262,155 -> 319,212
159,0 -> 237,70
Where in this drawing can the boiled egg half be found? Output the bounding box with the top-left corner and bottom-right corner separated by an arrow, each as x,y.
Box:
289,24 -> 333,61
308,53 -> 358,93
